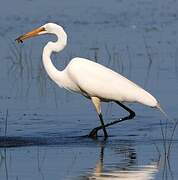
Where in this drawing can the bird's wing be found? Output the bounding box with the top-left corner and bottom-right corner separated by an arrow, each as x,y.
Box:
66,57 -> 157,106
66,58 -> 138,100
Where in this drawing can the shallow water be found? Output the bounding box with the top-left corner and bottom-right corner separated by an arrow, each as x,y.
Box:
1,0 -> 178,179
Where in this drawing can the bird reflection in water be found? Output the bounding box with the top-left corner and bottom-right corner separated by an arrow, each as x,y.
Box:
79,142 -> 158,180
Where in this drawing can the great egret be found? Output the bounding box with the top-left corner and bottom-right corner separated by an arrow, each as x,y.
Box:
16,23 -> 165,139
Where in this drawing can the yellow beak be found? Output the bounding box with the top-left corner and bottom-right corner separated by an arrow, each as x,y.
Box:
15,27 -> 46,43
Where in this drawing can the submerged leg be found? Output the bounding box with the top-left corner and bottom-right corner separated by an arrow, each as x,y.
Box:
89,101 -> 135,137
89,97 -> 108,139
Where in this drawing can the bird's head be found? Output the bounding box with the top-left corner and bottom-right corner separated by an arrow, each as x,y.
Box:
15,23 -> 64,43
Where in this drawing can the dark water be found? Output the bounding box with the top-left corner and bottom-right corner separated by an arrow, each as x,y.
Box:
0,0 -> 178,179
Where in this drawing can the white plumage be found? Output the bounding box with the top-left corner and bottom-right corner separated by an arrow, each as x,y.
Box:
64,57 -> 157,106
16,23 -> 164,138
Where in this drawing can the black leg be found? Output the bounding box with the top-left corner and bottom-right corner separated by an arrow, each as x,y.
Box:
89,113 -> 108,139
99,113 -> 108,138
89,101 -> 135,138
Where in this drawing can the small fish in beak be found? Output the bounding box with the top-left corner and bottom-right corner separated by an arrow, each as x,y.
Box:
15,27 -> 46,43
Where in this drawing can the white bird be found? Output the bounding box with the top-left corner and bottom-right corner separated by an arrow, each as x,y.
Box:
16,23 -> 165,139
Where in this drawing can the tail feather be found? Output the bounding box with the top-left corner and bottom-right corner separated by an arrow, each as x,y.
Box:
156,102 -> 169,120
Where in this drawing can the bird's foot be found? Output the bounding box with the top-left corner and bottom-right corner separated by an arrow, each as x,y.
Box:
88,127 -> 99,139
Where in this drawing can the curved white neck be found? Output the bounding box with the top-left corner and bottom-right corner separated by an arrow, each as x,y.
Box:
42,28 -> 67,84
